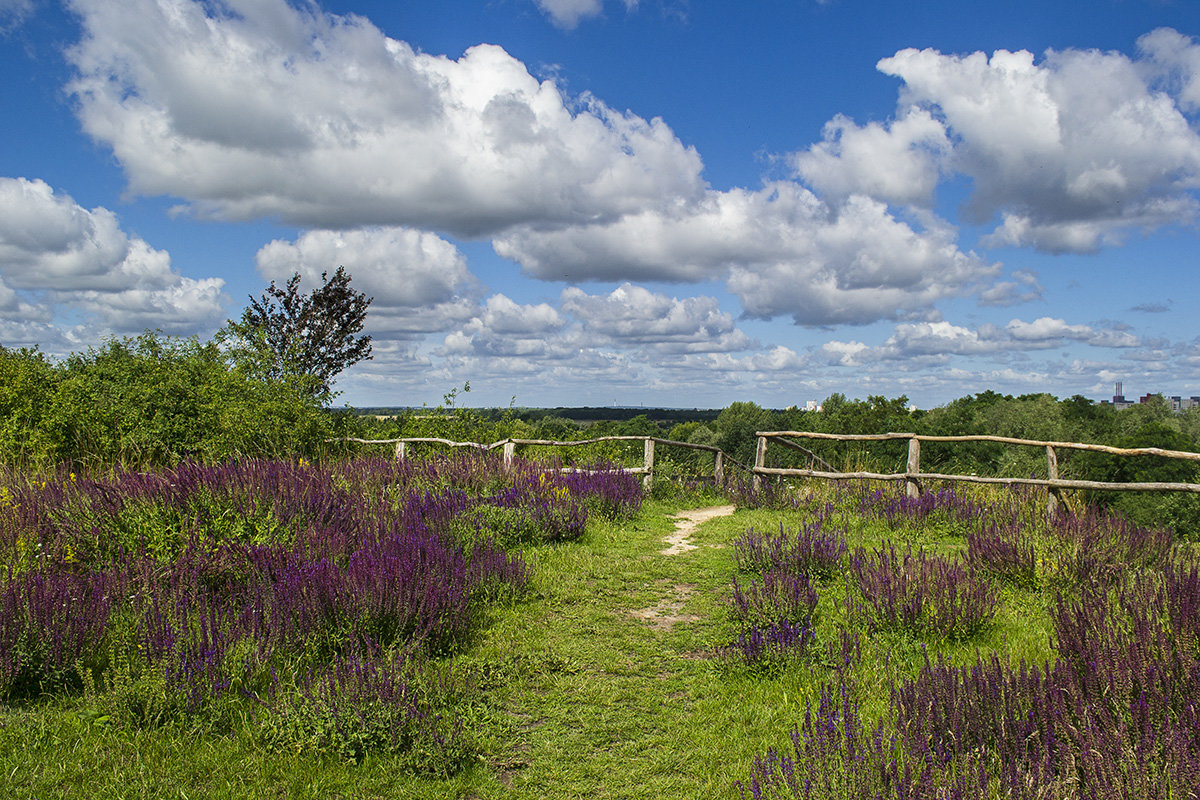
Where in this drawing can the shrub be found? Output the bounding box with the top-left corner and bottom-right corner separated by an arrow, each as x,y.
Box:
738,680 -> 990,800
850,542 -> 997,639
0,455 -> 546,769
728,620 -> 817,669
730,570 -> 819,630
1045,508 -> 1174,590
734,520 -> 848,579
0,566 -> 114,699
966,523 -> 1038,587
855,485 -> 988,534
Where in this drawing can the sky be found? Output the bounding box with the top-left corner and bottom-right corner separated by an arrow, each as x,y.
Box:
2,0 -> 1200,410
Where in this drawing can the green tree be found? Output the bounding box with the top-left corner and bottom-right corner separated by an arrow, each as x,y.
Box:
224,266 -> 373,396
0,346 -> 57,466
714,401 -> 772,466
806,394 -> 912,471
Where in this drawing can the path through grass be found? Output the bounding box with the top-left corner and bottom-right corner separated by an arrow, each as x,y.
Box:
2,492 -> 1065,798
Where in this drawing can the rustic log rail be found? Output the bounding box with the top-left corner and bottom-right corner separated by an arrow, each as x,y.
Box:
754,431 -> 1200,516
327,435 -> 752,491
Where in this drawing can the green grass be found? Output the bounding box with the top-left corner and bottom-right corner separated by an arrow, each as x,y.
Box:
1,492 -> 1060,799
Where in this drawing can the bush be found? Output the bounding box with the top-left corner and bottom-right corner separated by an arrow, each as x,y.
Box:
850,542 -> 998,640
734,520 -> 848,579
1,334 -> 335,468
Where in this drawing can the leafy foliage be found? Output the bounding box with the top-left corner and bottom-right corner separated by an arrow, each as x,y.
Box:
0,334 -> 335,468
223,266 -> 372,396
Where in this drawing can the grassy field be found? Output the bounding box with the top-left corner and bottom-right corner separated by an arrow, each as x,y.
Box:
1,462 -> 1196,798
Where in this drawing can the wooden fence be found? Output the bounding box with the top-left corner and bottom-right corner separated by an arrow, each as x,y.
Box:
328,435 -> 751,491
330,430 -> 1200,515
754,431 -> 1200,516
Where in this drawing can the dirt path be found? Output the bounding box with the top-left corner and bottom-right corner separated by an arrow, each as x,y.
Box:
627,504 -> 738,633
660,505 -> 736,556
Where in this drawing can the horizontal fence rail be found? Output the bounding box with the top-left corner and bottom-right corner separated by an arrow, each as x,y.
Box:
327,435 -> 752,491
754,431 -> 1200,517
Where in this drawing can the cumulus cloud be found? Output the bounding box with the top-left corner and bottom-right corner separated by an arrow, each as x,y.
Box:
533,0 -> 641,29
438,294 -> 570,360
419,285 -> 777,402
254,227 -> 481,337
873,37 -> 1200,252
0,177 -> 227,348
665,346 -> 807,376
817,316 -> 1143,370
560,283 -> 753,353
792,109 -> 951,207
1139,27 -> 1200,114
65,0 -> 703,236
815,339 -> 872,367
497,184 -> 998,325
1008,316 -> 1137,347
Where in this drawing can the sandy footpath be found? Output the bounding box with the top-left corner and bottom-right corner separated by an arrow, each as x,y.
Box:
660,505 -> 736,555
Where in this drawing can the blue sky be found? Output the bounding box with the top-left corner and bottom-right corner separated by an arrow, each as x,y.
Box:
2,0 -> 1199,409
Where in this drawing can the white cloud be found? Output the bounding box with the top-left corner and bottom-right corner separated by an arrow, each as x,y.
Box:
816,339 -> 872,367
411,286 -> 774,403
1005,316 -> 1098,343
728,194 -> 995,325
533,0 -> 643,29
0,177 -> 228,349
668,346 -> 808,375
69,274 -> 227,335
884,321 -> 996,356
792,109 -> 950,207
0,177 -> 156,291
65,0 -> 703,236
0,0 -> 33,30
437,294 -> 571,361
977,269 -> 1043,307
534,0 -> 604,29
1139,27 -> 1200,114
472,294 -> 565,336
254,227 -> 480,337
497,184 -> 998,326
816,316 -> 1144,372
875,37 -> 1200,252
560,283 -> 753,353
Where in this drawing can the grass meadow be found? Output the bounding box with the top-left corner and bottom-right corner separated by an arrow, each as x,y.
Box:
1,456 -> 1197,798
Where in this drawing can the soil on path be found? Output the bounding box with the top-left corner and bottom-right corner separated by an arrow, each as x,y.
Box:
627,505 -> 737,632
660,505 -> 736,556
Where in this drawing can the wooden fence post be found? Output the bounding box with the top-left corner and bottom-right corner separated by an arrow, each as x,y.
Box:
395,441 -> 407,462
1046,445 -> 1060,519
642,438 -> 655,492
753,435 -> 768,491
503,440 -> 515,470
714,451 -> 725,488
906,437 -> 922,498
